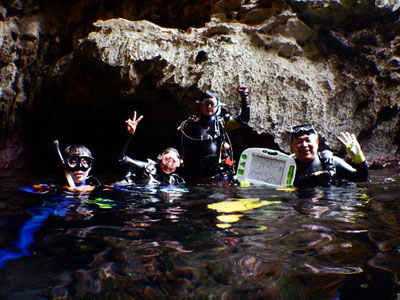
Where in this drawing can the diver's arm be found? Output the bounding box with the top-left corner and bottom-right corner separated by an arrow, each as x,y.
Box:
225,86 -> 250,131
334,156 -> 370,182
119,155 -> 149,172
119,111 -> 144,161
238,86 -> 250,123
120,135 -> 133,160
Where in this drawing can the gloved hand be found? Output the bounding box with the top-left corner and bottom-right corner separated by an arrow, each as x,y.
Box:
337,132 -> 366,164
237,85 -> 249,98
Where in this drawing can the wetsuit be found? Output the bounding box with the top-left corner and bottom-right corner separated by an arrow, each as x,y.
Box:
77,176 -> 102,187
293,150 -> 370,188
117,156 -> 185,186
179,95 -> 250,184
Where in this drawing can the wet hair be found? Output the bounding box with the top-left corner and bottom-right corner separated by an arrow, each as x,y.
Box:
290,124 -> 318,141
157,147 -> 182,163
200,90 -> 220,103
64,144 -> 93,159
159,147 -> 181,158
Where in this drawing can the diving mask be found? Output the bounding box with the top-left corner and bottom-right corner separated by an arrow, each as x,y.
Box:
290,124 -> 317,139
65,155 -> 94,171
161,154 -> 181,167
198,98 -> 218,108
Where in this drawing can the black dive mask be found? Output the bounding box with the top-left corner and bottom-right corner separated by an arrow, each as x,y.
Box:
65,155 -> 94,171
290,124 -> 317,139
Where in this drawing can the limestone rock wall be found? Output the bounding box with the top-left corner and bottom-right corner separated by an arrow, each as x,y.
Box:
80,4 -> 400,163
1,0 -> 399,172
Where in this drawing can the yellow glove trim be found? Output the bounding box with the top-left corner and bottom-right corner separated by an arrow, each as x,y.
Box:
346,142 -> 365,164
352,152 -> 365,164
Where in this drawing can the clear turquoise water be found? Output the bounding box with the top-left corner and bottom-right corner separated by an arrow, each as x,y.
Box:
0,169 -> 399,299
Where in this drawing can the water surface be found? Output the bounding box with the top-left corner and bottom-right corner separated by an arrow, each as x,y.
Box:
0,169 -> 399,299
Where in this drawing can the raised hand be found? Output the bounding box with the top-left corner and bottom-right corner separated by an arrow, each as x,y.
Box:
237,85 -> 249,98
337,132 -> 365,164
125,111 -> 144,135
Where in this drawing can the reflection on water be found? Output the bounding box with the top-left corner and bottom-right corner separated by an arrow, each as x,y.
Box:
0,169 -> 399,299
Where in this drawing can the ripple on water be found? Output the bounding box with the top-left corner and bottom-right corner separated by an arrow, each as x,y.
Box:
0,170 -> 399,299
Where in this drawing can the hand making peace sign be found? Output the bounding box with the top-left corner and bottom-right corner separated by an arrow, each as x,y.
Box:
125,111 -> 144,135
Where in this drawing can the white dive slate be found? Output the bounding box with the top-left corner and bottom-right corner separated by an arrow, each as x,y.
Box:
236,148 -> 296,187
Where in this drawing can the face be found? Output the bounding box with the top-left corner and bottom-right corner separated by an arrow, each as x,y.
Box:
65,155 -> 93,185
199,97 -> 218,117
290,134 -> 319,162
66,168 -> 90,185
159,150 -> 181,175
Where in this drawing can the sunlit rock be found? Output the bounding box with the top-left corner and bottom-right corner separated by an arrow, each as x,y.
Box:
0,0 -> 399,172
80,15 -> 399,161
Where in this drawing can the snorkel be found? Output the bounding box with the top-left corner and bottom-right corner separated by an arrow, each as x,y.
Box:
54,140 -> 76,188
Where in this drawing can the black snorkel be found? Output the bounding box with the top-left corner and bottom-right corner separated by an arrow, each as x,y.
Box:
54,140 -> 76,188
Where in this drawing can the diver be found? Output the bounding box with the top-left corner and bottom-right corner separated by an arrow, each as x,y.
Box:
62,144 -> 101,191
5,144 -> 102,269
289,124 -> 370,188
18,142 -> 101,194
116,111 -> 185,186
178,86 -> 250,184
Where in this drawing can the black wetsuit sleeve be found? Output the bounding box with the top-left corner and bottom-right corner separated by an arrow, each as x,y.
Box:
117,134 -> 148,172
239,95 -> 250,123
119,155 -> 149,173
119,134 -> 133,159
334,156 -> 370,182
225,96 -> 250,131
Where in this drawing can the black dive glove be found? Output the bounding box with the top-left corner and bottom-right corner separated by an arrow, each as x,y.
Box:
237,85 -> 249,98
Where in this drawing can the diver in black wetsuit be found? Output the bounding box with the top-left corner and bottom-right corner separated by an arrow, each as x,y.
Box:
178,86 -> 250,184
289,124 -> 370,188
116,111 -> 185,186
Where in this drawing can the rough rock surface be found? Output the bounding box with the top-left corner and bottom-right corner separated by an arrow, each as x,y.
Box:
81,9 -> 400,162
1,0 -> 399,173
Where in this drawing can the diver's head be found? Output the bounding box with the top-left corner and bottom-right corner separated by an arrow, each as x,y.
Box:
198,91 -> 220,118
64,144 -> 94,184
157,147 -> 182,175
289,124 -> 319,162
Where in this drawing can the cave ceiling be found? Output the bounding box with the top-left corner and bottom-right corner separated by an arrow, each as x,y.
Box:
1,0 -> 399,173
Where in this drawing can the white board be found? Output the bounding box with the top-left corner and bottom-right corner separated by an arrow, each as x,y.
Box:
236,148 -> 296,187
